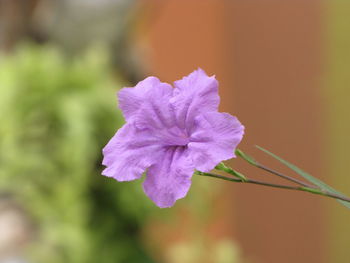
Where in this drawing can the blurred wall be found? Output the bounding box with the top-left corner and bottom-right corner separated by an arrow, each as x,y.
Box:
226,1 -> 326,263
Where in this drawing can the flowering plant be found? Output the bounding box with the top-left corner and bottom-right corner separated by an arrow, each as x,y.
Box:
102,69 -> 350,209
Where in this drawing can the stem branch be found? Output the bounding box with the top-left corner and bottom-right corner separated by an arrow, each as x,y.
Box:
199,172 -> 350,203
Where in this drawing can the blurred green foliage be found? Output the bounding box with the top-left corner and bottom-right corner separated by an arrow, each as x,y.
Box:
0,44 -> 155,263
326,2 -> 350,262
165,238 -> 245,263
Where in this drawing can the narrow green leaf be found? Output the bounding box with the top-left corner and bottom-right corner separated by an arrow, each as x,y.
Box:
256,145 -> 350,209
235,149 -> 258,166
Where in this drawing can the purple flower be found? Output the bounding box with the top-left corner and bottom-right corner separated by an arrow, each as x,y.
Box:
102,69 -> 244,208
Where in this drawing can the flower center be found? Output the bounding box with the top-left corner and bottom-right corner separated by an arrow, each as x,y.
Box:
160,127 -> 190,147
174,134 -> 190,146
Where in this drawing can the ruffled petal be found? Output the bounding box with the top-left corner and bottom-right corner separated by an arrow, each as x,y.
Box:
102,123 -> 163,181
143,147 -> 194,208
130,83 -> 189,147
132,89 -> 177,132
188,112 -> 244,172
170,68 -> 219,130
118,77 -> 173,121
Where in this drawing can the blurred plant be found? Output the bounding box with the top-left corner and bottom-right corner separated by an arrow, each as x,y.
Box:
0,44 -> 155,263
165,238 -> 246,263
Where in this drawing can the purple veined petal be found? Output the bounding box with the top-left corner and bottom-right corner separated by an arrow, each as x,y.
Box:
129,84 -> 190,147
170,68 -> 219,131
143,146 -> 194,208
187,112 -> 244,172
132,92 -> 177,131
118,76 -> 173,121
102,122 -> 163,181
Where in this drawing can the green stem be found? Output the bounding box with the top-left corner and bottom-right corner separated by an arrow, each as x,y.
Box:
199,172 -> 350,203
255,163 -> 314,188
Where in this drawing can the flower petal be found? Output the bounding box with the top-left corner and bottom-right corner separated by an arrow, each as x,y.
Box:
130,83 -> 190,147
132,90 -> 177,132
143,147 -> 194,208
102,123 -> 162,181
170,68 -> 219,130
118,76 -> 173,121
188,112 -> 244,172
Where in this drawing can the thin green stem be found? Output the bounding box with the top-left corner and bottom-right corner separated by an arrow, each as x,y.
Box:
199,172 -> 350,203
255,163 -> 314,188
